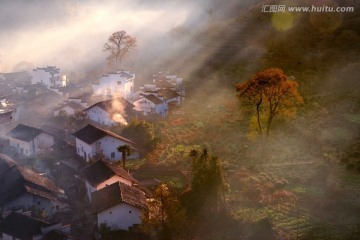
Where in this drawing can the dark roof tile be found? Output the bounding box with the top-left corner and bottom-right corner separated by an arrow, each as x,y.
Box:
91,182 -> 147,214
143,94 -> 163,105
72,124 -> 134,145
6,124 -> 43,142
0,155 -> 64,205
81,160 -> 137,187
0,212 -> 50,240
54,101 -> 85,112
157,89 -> 180,100
85,97 -> 134,114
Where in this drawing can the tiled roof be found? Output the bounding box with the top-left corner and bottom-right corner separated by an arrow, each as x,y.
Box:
40,124 -> 64,137
85,97 -> 134,114
6,124 -> 43,142
143,94 -> 163,105
54,101 -> 85,111
72,124 -> 134,145
0,212 -> 50,240
0,155 -> 64,205
103,71 -> 134,80
17,165 -> 62,194
157,89 -> 180,100
155,80 -> 175,89
91,182 -> 147,214
33,66 -> 60,75
81,159 -> 137,187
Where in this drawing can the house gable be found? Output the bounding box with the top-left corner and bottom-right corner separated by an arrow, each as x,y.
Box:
91,182 -> 146,214
6,124 -> 42,142
81,160 -> 137,188
0,157 -> 67,216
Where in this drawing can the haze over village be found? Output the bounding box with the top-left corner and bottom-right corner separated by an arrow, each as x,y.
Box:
0,0 -> 360,240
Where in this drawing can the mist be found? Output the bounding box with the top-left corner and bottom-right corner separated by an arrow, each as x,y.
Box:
0,0 -> 359,239
0,0 -> 196,72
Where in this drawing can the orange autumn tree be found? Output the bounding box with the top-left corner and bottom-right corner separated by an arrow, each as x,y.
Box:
236,68 -> 303,138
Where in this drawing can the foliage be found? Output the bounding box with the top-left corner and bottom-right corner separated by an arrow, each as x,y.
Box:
117,144 -> 131,169
182,148 -> 229,218
236,68 -> 303,138
120,119 -> 159,157
141,183 -> 190,240
103,30 -> 137,70
58,109 -> 68,118
99,223 -> 112,237
299,224 -> 340,240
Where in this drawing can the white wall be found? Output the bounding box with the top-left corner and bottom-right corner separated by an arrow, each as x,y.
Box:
92,73 -> 134,99
4,193 -> 52,215
31,69 -> 53,87
133,96 -> 167,116
75,138 -> 93,162
34,132 -> 54,151
1,232 -> 15,240
86,106 -> 115,126
9,132 -> 53,157
97,203 -> 142,230
132,97 -> 152,115
94,136 -> 139,161
9,137 -> 34,156
76,135 -> 139,162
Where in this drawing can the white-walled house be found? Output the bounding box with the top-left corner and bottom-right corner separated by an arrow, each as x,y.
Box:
72,124 -> 139,162
6,124 -> 55,157
53,101 -> 85,117
157,89 -> 181,106
85,98 -> 135,126
81,159 -> 138,201
31,66 -> 66,89
91,182 -> 147,231
0,155 -> 69,217
132,94 -> 167,116
92,71 -> 135,99
152,72 -> 183,89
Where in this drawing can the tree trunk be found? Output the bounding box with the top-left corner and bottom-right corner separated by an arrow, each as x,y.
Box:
266,113 -> 275,137
256,99 -> 263,138
122,152 -> 126,169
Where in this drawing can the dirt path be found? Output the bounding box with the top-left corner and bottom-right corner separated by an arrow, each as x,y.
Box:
259,161 -> 319,167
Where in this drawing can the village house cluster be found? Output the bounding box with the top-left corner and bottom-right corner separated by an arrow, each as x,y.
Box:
0,66 -> 184,238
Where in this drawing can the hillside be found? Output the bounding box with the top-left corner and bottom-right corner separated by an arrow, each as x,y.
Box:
140,1 -> 360,238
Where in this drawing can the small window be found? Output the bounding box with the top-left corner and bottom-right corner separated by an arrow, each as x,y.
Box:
129,211 -> 132,214
117,81 -> 121,85
110,211 -> 112,214
111,152 -> 115,158
38,201 -> 41,205
56,205 -> 59,210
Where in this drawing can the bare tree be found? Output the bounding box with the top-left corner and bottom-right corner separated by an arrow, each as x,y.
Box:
103,30 -> 137,70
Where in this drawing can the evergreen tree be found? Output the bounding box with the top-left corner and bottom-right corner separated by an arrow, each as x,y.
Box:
184,148 -> 229,218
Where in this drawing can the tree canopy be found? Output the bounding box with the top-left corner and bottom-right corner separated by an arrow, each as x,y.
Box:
141,183 -> 188,240
120,119 -> 159,156
236,68 -> 303,138
182,148 -> 228,218
117,144 -> 131,169
103,30 -> 137,70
